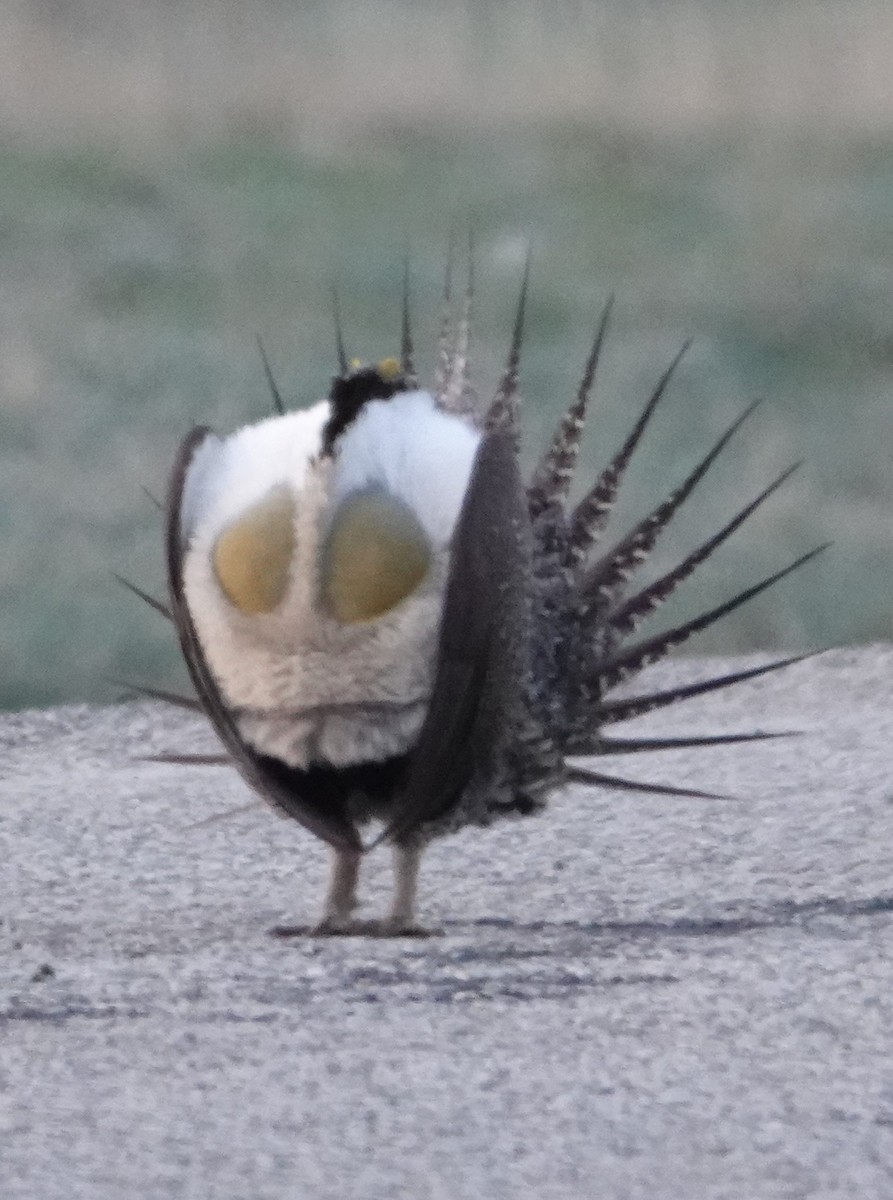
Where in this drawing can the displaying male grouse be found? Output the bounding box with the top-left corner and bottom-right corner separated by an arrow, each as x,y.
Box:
149,258 -> 819,934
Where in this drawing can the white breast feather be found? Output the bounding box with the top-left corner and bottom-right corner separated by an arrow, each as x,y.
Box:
181,403 -> 329,542
331,390 -> 481,544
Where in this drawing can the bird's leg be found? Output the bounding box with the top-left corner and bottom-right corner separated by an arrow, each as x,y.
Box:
376,840 -> 435,937
312,846 -> 362,934
311,841 -> 436,938
390,840 -> 421,926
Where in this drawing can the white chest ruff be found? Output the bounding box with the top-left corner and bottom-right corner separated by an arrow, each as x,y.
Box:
180,391 -> 481,769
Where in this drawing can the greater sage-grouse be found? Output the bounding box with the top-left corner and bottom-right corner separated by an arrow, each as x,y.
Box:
140,259 -> 820,935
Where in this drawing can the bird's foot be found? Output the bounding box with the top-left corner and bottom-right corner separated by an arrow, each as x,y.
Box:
267,912 -> 369,938
309,915 -> 384,937
368,916 -> 438,939
312,915 -> 438,938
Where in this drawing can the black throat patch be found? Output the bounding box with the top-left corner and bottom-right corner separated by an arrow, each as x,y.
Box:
322,362 -> 409,455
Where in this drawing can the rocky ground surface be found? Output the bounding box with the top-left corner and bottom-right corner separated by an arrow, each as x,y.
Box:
2,645 -> 893,1199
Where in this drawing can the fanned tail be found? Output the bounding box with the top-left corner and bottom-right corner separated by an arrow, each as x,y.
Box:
568,341 -> 691,566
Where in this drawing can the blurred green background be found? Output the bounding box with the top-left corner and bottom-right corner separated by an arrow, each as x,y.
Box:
1,0 -> 892,709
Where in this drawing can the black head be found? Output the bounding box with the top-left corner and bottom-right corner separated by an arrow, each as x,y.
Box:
322,357 -> 410,455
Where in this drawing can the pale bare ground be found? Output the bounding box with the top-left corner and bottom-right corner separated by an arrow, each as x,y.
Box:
3,647 -> 893,1198
2,0 -> 893,149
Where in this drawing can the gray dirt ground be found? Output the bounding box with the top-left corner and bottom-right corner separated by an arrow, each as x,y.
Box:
2,645 -> 893,1199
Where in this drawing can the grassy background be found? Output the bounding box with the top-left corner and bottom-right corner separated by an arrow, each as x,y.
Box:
2,0 -> 892,709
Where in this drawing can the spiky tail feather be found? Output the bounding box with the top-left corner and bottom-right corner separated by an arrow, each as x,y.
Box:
565,764 -> 730,801
255,336 -> 286,415
577,398 -> 763,617
576,653 -> 816,737
527,295 -> 613,522
584,730 -> 797,755
592,546 -> 826,695
113,575 -> 172,622
607,463 -> 802,640
566,340 -> 691,566
115,681 -> 201,711
400,255 -> 417,387
485,250 -> 530,448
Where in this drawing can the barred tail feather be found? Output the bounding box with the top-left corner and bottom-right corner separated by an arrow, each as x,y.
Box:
580,399 -> 762,612
527,295 -> 613,520
434,233 -> 455,399
115,681 -> 202,710
485,251 -> 530,447
441,233 -> 474,413
566,730 -> 796,755
141,486 -> 163,511
255,335 -> 286,415
593,653 -> 817,726
607,462 -> 801,639
595,545 -> 827,691
400,256 -> 417,386
568,340 -> 691,565
142,752 -> 230,765
332,286 -> 348,375
114,574 -> 173,622
565,764 -> 730,801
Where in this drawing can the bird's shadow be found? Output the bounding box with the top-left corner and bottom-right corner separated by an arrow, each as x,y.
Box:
270,892 -> 893,946
466,891 -> 893,938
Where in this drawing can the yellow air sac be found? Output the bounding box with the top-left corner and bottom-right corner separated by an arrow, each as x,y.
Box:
213,485 -> 296,615
324,490 -> 431,623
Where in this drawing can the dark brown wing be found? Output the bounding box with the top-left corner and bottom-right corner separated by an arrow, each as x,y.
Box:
381,430 -> 530,844
165,427 -> 362,852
